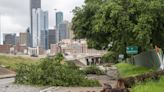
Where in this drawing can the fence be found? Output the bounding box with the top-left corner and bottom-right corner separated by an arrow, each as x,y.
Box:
133,50 -> 160,68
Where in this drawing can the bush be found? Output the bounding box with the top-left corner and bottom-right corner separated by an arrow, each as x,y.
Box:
102,52 -> 118,64
15,54 -> 100,87
83,65 -> 105,75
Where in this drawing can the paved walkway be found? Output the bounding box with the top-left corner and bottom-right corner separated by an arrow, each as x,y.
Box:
50,87 -> 102,92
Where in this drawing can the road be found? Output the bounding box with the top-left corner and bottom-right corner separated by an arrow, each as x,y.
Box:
0,78 -> 42,92
0,78 -> 15,85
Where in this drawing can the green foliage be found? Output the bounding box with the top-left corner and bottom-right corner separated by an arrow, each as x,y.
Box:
83,65 -> 105,75
115,63 -> 154,78
102,52 -> 118,64
53,53 -> 64,62
65,61 -> 79,70
72,0 -> 164,53
15,54 -> 100,87
132,76 -> 164,92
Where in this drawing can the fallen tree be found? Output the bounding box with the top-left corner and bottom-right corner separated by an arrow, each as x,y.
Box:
15,54 -> 100,87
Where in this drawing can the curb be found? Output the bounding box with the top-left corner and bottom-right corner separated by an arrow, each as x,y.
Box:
40,87 -> 60,92
0,74 -> 16,79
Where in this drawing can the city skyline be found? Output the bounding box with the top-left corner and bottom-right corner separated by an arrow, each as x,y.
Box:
0,0 -> 84,43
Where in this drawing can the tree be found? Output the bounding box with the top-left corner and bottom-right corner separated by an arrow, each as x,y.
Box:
72,0 -> 164,54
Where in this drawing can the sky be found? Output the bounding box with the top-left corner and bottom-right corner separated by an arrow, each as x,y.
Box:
0,0 -> 84,39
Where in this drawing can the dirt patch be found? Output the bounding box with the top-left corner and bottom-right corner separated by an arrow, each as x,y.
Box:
0,67 -> 15,76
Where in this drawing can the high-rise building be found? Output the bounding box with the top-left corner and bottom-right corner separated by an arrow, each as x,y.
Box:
40,11 -> 49,50
68,23 -> 75,39
56,12 -> 63,28
3,33 -> 16,45
48,29 -> 56,49
30,0 -> 41,48
58,21 -> 69,41
19,32 -> 27,46
31,8 -> 49,50
56,12 -> 63,42
30,0 -> 41,10
26,28 -> 32,47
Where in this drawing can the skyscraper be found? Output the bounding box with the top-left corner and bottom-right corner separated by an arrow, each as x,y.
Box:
30,0 -> 41,47
30,0 -> 41,10
58,21 -> 69,41
56,12 -> 63,42
40,11 -> 49,50
56,12 -> 63,28
48,29 -> 56,49
68,23 -> 75,39
26,28 -> 32,47
19,32 -> 27,46
31,8 -> 49,50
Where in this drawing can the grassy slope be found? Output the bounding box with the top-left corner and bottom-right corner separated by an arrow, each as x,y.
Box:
0,55 -> 38,70
115,63 -> 154,78
132,76 -> 164,92
115,63 -> 164,92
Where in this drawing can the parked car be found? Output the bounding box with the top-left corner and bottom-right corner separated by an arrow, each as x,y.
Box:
30,54 -> 38,57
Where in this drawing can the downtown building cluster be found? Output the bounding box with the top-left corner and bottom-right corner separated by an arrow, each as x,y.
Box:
0,0 -> 73,55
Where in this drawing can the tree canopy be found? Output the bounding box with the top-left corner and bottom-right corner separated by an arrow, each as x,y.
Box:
72,0 -> 164,54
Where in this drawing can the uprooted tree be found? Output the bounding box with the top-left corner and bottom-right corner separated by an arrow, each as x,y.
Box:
72,0 -> 164,55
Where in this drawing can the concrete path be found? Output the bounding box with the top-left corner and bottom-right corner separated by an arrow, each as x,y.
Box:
50,87 -> 102,92
0,78 -> 15,85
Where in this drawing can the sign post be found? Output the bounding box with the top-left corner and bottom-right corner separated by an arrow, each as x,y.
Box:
126,46 -> 139,64
126,46 -> 138,55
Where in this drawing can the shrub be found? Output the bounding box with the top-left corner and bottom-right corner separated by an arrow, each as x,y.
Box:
15,54 -> 100,87
102,52 -> 118,64
83,65 -> 105,75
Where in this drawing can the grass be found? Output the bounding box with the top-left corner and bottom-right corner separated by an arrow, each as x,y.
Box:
115,63 -> 154,78
132,76 -> 164,92
115,63 -> 164,92
0,55 -> 38,70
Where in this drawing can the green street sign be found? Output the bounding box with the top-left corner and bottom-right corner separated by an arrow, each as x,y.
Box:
126,46 -> 138,55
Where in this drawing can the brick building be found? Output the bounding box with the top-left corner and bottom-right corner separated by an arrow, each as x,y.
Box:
0,45 -> 12,54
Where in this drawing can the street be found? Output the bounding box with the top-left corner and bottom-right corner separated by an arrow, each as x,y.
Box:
0,78 -> 14,85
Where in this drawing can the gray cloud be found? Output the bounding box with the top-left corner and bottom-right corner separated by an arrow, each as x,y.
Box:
0,0 -> 84,33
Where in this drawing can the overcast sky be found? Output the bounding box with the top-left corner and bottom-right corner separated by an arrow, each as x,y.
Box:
0,0 -> 84,36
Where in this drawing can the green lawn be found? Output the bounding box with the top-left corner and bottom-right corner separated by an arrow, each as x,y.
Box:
0,55 -> 38,70
132,76 -> 164,92
115,63 -> 154,78
115,63 -> 164,92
